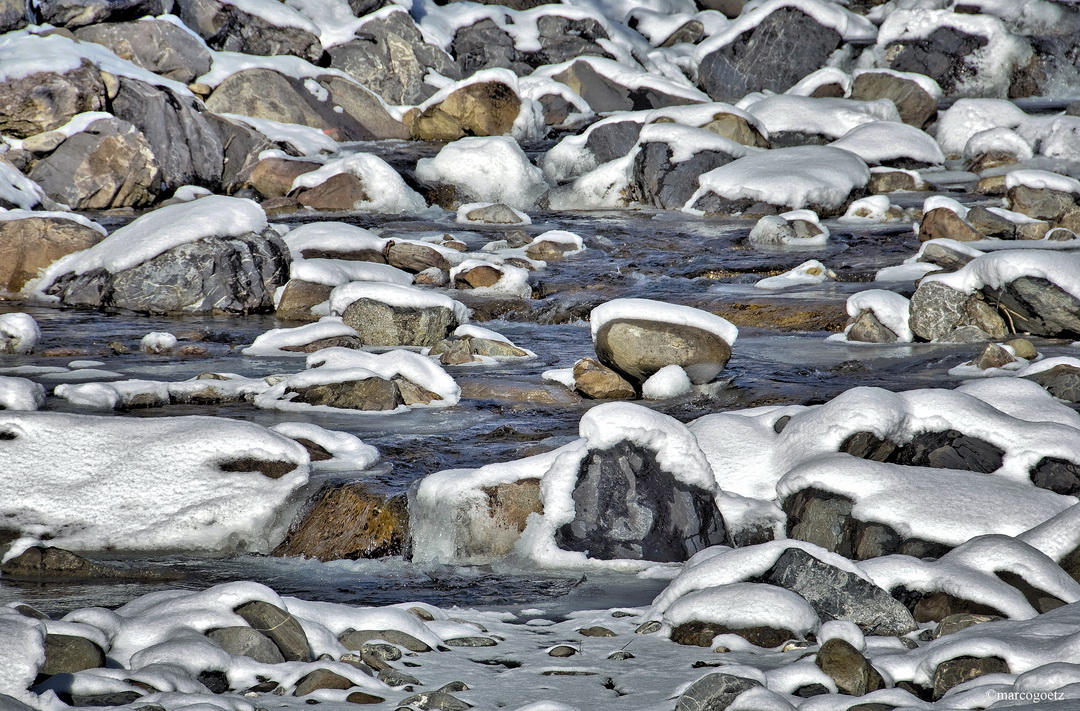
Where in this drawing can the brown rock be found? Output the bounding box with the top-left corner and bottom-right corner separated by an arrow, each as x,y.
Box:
850,71 -> 937,128
339,629 -> 431,653
869,169 -> 922,194
977,174 -> 1008,196
468,337 -> 528,358
385,241 -> 451,273
1,546 -> 181,582
432,337 -> 475,365
288,377 -> 403,411
279,336 -> 363,353
0,60 -> 106,137
594,318 -> 732,385
1005,338 -> 1037,359
971,343 -> 1015,370
932,657 -> 1009,700
1008,185 -> 1076,222
296,173 -> 368,211
393,376 -> 445,405
346,691 -> 385,705
913,591 -> 1003,623
573,357 -> 636,399
319,76 -> 411,140
261,196 -> 303,214
274,483 -> 409,561
42,634 -> 106,676
930,613 -> 1002,639
481,478 -> 543,539
295,669 -> 354,696
454,264 -> 503,289
457,378 -> 581,405
526,239 -> 578,261
0,216 -> 103,295
275,279 -> 333,323
671,621 -> 795,649
409,106 -> 466,142
578,626 -> 616,637
918,208 -> 984,242
249,158 -> 321,199
435,81 -> 522,137
847,310 -> 899,344
815,638 -> 885,696
234,600 -> 312,662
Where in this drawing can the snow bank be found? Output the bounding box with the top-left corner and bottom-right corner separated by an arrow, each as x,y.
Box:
0,160 -> 50,211
415,137 -> 550,210
291,258 -> 412,287
662,583 -> 820,641
754,260 -> 830,290
829,121 -> 946,166
1005,170 -> 1080,195
281,221 -> 387,259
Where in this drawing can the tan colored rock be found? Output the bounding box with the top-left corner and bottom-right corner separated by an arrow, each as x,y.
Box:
869,169 -> 922,194
0,60 -> 106,137
275,279 -> 332,323
296,173 -> 368,211
0,216 -> 103,295
454,264 -> 502,289
295,669 -> 354,696
815,638 -> 885,696
850,71 -> 937,128
319,75 -> 411,140
289,377 -> 403,410
573,357 -> 636,399
526,239 -> 577,261
436,81 -> 522,137
918,207 -> 983,242
409,106 -> 466,142
273,483 -> 409,561
249,157 -> 321,199
481,478 -> 543,538
393,376 -> 444,405
700,112 -> 769,148
594,318 -> 733,384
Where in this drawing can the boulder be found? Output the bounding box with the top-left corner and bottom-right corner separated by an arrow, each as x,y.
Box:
847,310 -> 900,344
176,0 -> 322,62
981,276 -> 1080,338
932,657 -> 1009,701
674,674 -> 760,711
841,429 -> 1004,474
700,112 -> 770,148
275,280 -> 332,323
29,117 -> 161,209
672,619 -> 795,648
295,669 -> 354,696
417,81 -> 522,138
327,10 -> 459,105
918,208 -> 983,242
288,377 -> 403,411
917,242 -> 976,272
385,242 -> 451,273
208,114 -> 276,195
551,60 -> 700,113
850,72 -> 937,129
42,634 -> 106,676
249,158 -> 322,199
573,357 -> 636,400
0,545 -> 181,581
0,0 -> 27,32
452,15 -> 611,76
584,120 -> 643,166
1030,456 -> 1080,495
884,26 -> 989,96
296,173 -> 369,211
73,19 -> 211,83
1026,364 -> 1080,403
0,60 -> 106,138
273,483 -> 409,561
341,298 -> 460,347
630,141 -> 740,209
971,343 -> 1015,370
207,627 -> 286,664
908,281 -> 1005,342
340,629 -> 432,653
594,318 -> 732,385
0,216 -> 103,295
554,440 -> 726,562
234,600 -> 312,662
36,0 -> 170,28
931,613 -> 1002,639
46,228 -> 291,314
869,169 -> 923,194
318,77 -> 411,140
815,638 -> 885,696
698,7 -> 843,102
452,19 -> 527,77
463,203 -> 523,224
1007,185 -> 1078,223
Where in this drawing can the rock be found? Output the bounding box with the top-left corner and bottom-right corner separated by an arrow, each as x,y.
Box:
911,591 -> 1003,624
346,691 -> 385,705
207,627 -> 286,664
41,634 -> 106,675
409,107 -> 467,142
908,281 -> 973,341
918,208 -> 984,242
378,667 -> 421,687
289,377 -> 403,411
454,264 -> 503,290
578,626 -> 616,637
443,636 -> 496,647
1025,364 -> 1080,402
674,673 -> 761,711
816,638 -> 885,696
1029,456 -> 1080,495
917,242 -> 976,272
548,645 -> 577,657
464,203 -> 523,224
0,0 -> 27,32
784,488 -> 857,559
398,691 -> 472,711
932,656 -> 1009,700
469,337 -> 528,358
296,173 -> 368,211
982,276 -> 1080,338
29,117 -> 161,209
869,169 -> 923,194
427,81 -> 522,138
205,69 -> 350,142
275,280 -> 332,323
554,440 -> 726,562
273,483 -> 409,561
0,60 -> 106,138
698,7 -> 843,102
36,0 -> 169,28
551,60 -> 699,113
73,19 -> 211,84
327,10 -> 459,105
594,318 -> 732,385
46,228 -> 291,314
176,0 -> 322,62
847,310 -> 900,344
341,298 -> 459,347
68,692 -> 143,707
207,114 -> 275,195
453,14 -> 611,76
294,669 -> 354,696
1008,185 -> 1077,223
385,242 -> 451,273
1006,338 -> 1037,359
318,76 -> 411,140
340,629 -> 431,653
249,158 -> 321,199
452,19 -> 527,77
234,600 -> 313,662
0,216 -> 102,295
0,546 -> 181,582
885,26 -> 990,96
930,613 -> 1002,639
630,141 -> 740,209
849,71 -> 937,129
700,112 -> 770,148
573,357 -> 636,400
764,548 -> 917,636
584,120 -> 643,166
971,343 -> 1015,370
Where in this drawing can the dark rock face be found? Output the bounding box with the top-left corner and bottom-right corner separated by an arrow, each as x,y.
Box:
176,0 -> 322,62
1025,364 -> 1080,403
584,121 -> 644,167
46,229 -> 291,315
764,548 -> 917,636
908,281 -> 1007,342
698,8 -> 843,102
630,142 -> 738,209
1,546 -> 181,582
1030,457 -> 1080,495
847,310 -> 900,344
0,61 -> 106,138
885,26 -> 989,96
982,276 -> 1080,338
840,430 -> 1004,474
674,673 -> 760,711
554,441 -> 726,562
672,620 -> 795,648
74,19 -> 212,83
340,298 -> 459,347
552,60 -> 702,113
289,378 -> 404,411
453,15 -> 612,77
36,0 -> 171,28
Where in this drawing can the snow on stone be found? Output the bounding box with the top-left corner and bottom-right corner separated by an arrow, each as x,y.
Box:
172,185 -> 213,202
0,412 -> 309,553
412,68 -> 546,140
935,98 -> 1030,157
141,332 -> 178,354
785,67 -> 851,98
328,282 -> 470,324
242,317 -> 359,356
829,121 -> 946,166
54,379 -> 170,410
222,0 -> 321,34
31,196 -> 268,295
450,260 -> 532,298
544,154 -> 636,211
533,55 -> 709,106
687,146 -> 870,213
284,0 -> 366,49
1005,169 -> 1080,195
744,96 -> 901,140
956,377 -> 1080,431
591,298 -> 738,348
291,258 -> 412,287
841,195 -> 899,224
642,364 -> 692,399
456,202 -> 532,225
0,610 -> 45,704
290,153 -> 427,214
0,377 -> 45,411
662,583 -> 820,640
853,67 -> 944,101
415,137 -> 550,210
835,289 -> 913,342
0,160 -> 50,211
528,230 -> 585,256
754,260 -> 830,290
636,122 -> 762,164
270,421 -> 379,471
218,114 -> 338,156
281,222 -> 387,260
964,126 -> 1034,163
924,250 -> 1080,301
0,313 -> 40,354
197,50 -> 355,89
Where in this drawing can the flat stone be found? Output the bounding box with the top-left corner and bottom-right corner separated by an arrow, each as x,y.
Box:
296,173 -> 368,211
931,613 -> 1002,639
908,281 -> 971,341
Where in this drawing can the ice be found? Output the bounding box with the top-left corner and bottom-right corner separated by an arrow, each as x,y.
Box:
0,377 -> 45,411
829,121 -> 946,166
216,114 -> 338,156
0,313 -> 40,354
0,412 -> 309,554
754,260 -> 831,290
415,137 -> 550,210
269,422 -> 379,471
591,298 -> 738,348
745,96 -> 901,140
328,282 -> 470,324
289,154 -> 427,214
242,317 -> 359,356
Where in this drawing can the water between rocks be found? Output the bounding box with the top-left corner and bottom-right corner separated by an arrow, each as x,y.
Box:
5,198 -> 1078,618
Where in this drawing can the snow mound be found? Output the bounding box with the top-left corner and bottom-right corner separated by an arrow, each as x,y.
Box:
591,298 -> 738,348
290,154 -> 427,214
415,137 -> 550,210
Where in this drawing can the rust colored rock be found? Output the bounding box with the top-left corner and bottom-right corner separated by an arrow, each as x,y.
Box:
249,157 -> 321,198
0,216 -> 103,295
274,482 -> 409,561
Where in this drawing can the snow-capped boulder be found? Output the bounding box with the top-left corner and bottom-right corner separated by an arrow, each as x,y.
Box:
452,12 -> 612,77
0,213 -> 104,295
176,0 -> 323,63
36,0 -> 170,28
849,69 -> 941,129
0,60 -> 106,138
332,282 -> 468,347
0,313 -> 40,355
408,80 -> 523,141
73,18 -> 213,84
545,57 -> 706,113
415,136 -> 548,209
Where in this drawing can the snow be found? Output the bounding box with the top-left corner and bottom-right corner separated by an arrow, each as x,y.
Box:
0,611 -> 45,704
0,412 -> 309,554
269,422 -> 379,471
745,96 -> 901,140
415,137 -> 550,211
784,67 -> 851,98
290,258 -> 412,287
754,260 -> 830,290
171,185 -> 213,202
222,0 -> 321,35
1005,169 -> 1080,195
841,195 -> 899,224
641,364 -> 692,399
964,126 -> 1034,163
662,583 -> 820,641
0,377 -> 45,411
924,250 -> 1080,301
688,146 -> 869,212
242,317 -> 359,356
838,288 -> 913,342
935,99 -> 1030,157
455,202 -> 532,225
829,121 -> 946,166
591,298 -> 739,348
140,332 -> 178,354
197,50 -> 355,89
328,282 -> 469,325
281,222 -> 387,259
217,114 -> 338,156
634,122 -> 761,164
0,160 -> 49,211
284,0 -> 366,49
0,313 -> 40,354
289,153 -> 427,214
31,196 -> 268,294
450,260 -> 532,298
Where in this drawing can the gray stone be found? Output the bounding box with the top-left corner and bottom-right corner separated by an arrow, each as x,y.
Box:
1026,364 -> 1080,402
983,276 -> 1080,338
378,667 -> 420,687
0,0 -> 27,32
176,0 -> 322,62
37,0 -> 170,28
816,638 -> 885,696
932,657 -> 1009,700
208,113 -> 277,195
764,548 -> 917,636
341,298 -> 459,347
443,636 -> 497,647
74,19 -> 211,83
0,546 -> 180,582
917,243 -> 976,272
294,669 -> 354,696
552,60 -> 700,113
398,691 -> 472,711
849,71 -> 937,129
698,7 -> 843,102
554,440 -> 726,563
340,629 -> 432,652
0,61 -> 105,138
296,173 -> 368,211
68,692 -> 144,707
385,242 -> 451,273
464,203 -> 523,224
318,76 -> 411,140
452,19 -> 526,76
886,26 -> 990,97
847,310 -> 899,344
234,600 -> 313,662
573,357 -> 636,400
207,626 -> 286,664
327,10 -> 459,104
1030,456 -> 1080,495
29,117 -> 161,210
1008,185 -> 1076,222
594,317 -> 732,385
578,626 -> 616,637
42,634 -> 106,675
548,645 -> 576,657
931,613 -> 1002,639
630,141 -> 739,209
937,325 -> 992,343
675,673 -> 760,711
908,281 -> 971,341
290,377 -> 403,411
468,337 -> 529,358
784,488 -> 856,558
452,15 -> 611,77
584,120 -> 643,166
918,207 -> 984,243
971,343 -> 1015,370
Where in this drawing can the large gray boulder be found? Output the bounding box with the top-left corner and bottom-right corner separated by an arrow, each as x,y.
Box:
0,60 -> 106,138
982,276 -> 1080,338
36,0 -> 171,28
698,7 -> 844,102
554,441 -> 726,562
452,14 -> 612,77
29,117 -> 161,210
340,298 -> 460,347
327,10 -> 460,105
74,18 -> 212,84
675,673 -> 760,711
176,0 -> 323,62
594,318 -> 732,385
630,141 -> 741,209
0,0 -> 27,32
850,71 -> 938,129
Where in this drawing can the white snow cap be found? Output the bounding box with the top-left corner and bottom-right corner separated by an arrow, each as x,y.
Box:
415,137 -> 550,210
0,313 -> 40,354
0,377 -> 45,411
328,282 -> 469,324
290,153 -> 427,214
591,298 -> 738,348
